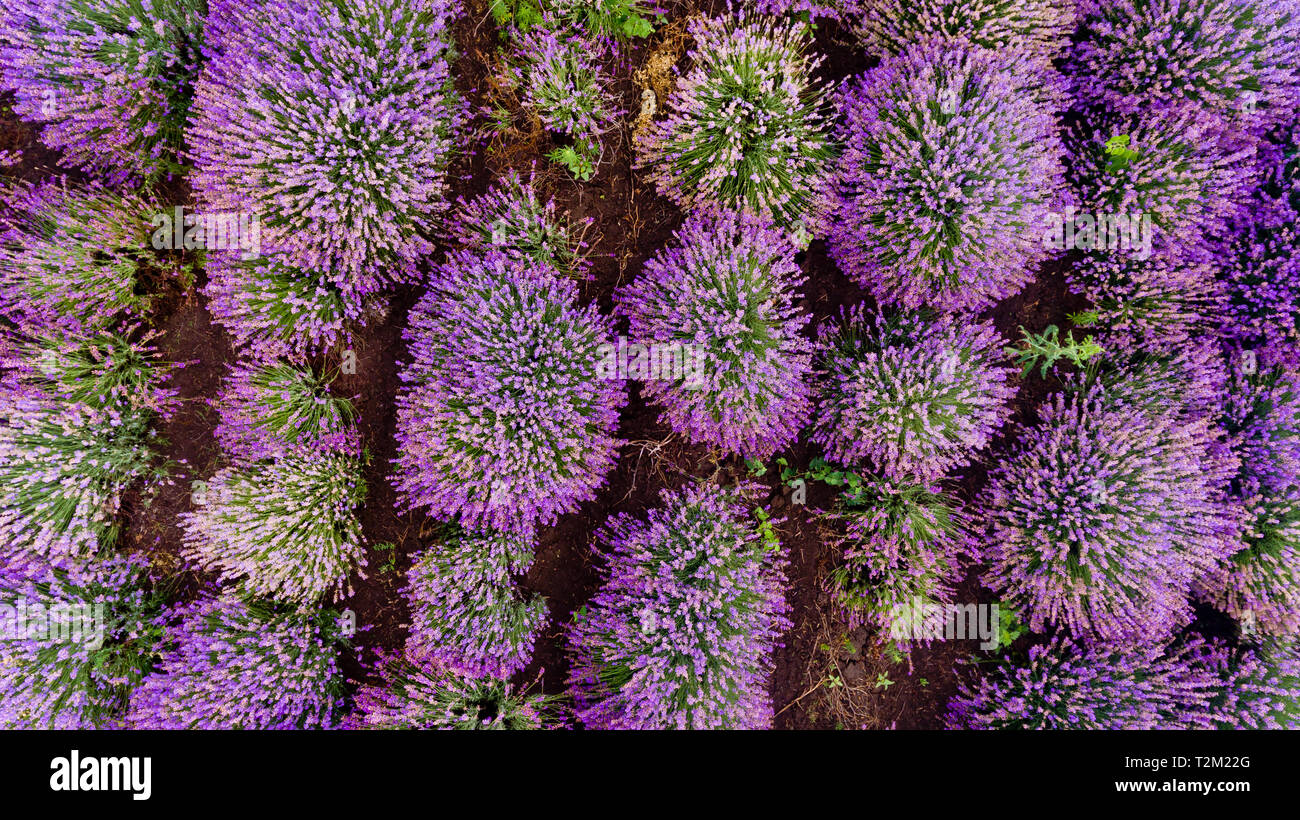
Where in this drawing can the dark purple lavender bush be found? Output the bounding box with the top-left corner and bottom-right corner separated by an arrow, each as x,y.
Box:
615,209 -> 814,459
393,248 -> 624,537
1068,0 -> 1300,129
980,381 -> 1240,645
128,596 -> 348,729
810,306 -> 1017,480
566,483 -> 791,729
830,42 -> 1067,312
946,636 -> 1218,729
189,0 -> 464,299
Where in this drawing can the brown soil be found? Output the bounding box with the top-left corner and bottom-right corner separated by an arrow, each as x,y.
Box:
0,5 -> 1093,729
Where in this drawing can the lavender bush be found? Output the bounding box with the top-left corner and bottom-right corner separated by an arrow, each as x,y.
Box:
980,382 -> 1239,645
1068,0 -> 1300,129
0,183 -> 160,335
448,170 -> 589,276
1195,639 -> 1300,729
566,483 -> 791,729
0,0 -> 206,183
822,476 -> 967,637
635,13 -> 836,239
128,596 -> 348,729
405,528 -> 547,680
0,333 -> 175,559
615,209 -> 813,459
946,636 -> 1217,729
1197,353 -> 1300,638
179,450 -> 367,605
189,0 -> 464,299
346,646 -> 557,729
848,0 -> 1076,71
810,306 -> 1017,480
0,553 -> 162,729
394,249 -> 624,536
1065,107 -> 1252,259
204,251 -> 357,363
512,29 -> 615,177
830,42 -> 1067,312
214,360 -> 357,463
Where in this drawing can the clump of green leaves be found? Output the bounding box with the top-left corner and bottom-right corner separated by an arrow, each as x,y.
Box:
1104,134 -> 1139,174
1007,324 -> 1102,378
547,144 -> 597,181
491,0 -> 543,34
547,0 -> 656,39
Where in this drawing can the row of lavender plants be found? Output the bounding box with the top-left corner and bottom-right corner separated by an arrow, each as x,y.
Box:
0,0 -> 1297,729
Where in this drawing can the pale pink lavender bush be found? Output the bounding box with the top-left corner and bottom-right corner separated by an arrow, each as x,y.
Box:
393,249 -> 624,537
1196,353 -> 1300,638
1064,107 -> 1254,260
1068,0 -> 1300,129
203,251 -> 357,363
0,333 -> 176,559
128,596 -> 348,729
404,529 -> 547,680
847,0 -> 1076,71
448,170 -> 590,276
822,476 -> 968,637
0,552 -> 162,729
345,646 -> 557,730
566,483 -> 791,729
179,451 -> 367,605
635,13 -> 836,238
615,209 -> 814,459
0,0 -> 206,183
213,360 -> 358,463
810,306 -> 1017,480
946,636 -> 1219,729
188,0 -> 464,299
980,382 -> 1240,645
0,182 -> 158,335
829,42 -> 1067,312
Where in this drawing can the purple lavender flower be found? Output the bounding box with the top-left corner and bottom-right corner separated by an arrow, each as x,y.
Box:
179,450 -> 367,605
203,251 -> 358,363
0,182 -> 160,335
128,596 -> 348,729
615,209 -> 814,460
810,306 -> 1017,481
404,528 -> 547,680
979,382 -> 1240,645
1196,352 -> 1300,638
214,360 -> 358,463
821,476 -> 968,637
0,0 -> 206,184
393,248 -> 625,537
0,552 -> 162,729
829,42 -> 1068,313
1068,0 -> 1300,130
946,636 -> 1218,729
188,0 -> 465,299
345,646 -> 558,729
847,0 -> 1076,71
566,483 -> 791,729
448,170 -> 590,277
634,12 -> 836,238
